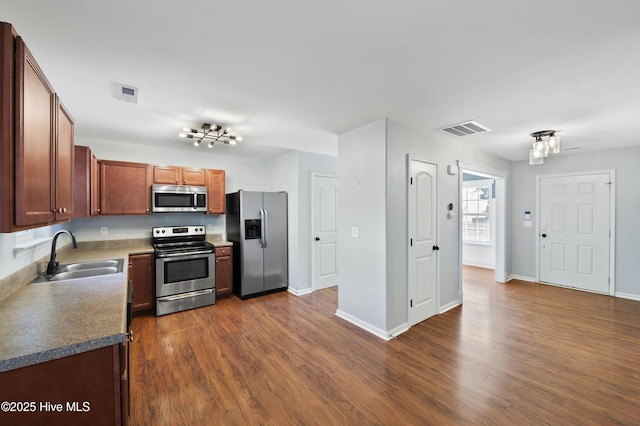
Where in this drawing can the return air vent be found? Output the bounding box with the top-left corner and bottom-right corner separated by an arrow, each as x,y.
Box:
441,120 -> 491,137
114,83 -> 140,104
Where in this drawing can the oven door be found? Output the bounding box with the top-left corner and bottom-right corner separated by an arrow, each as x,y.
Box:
155,251 -> 215,298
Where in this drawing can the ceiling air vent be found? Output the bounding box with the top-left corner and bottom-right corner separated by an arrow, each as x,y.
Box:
441,120 -> 491,137
114,83 -> 140,104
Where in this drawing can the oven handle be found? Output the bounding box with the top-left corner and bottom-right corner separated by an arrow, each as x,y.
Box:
156,250 -> 213,258
157,288 -> 214,302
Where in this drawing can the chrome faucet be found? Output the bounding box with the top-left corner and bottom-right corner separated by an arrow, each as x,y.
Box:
46,230 -> 78,275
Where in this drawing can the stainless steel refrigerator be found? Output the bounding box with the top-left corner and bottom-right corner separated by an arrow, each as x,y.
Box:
226,191 -> 288,299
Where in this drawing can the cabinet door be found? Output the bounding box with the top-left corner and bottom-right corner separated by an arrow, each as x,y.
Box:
14,37 -> 56,226
100,160 -> 151,215
91,155 -> 100,215
130,253 -> 154,312
182,168 -> 206,185
153,165 -> 181,184
206,169 -> 226,214
215,247 -> 233,296
55,100 -> 74,221
0,345 -> 123,425
73,145 -> 91,218
120,340 -> 130,426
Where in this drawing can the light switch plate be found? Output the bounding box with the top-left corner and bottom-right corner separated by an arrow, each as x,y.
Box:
351,227 -> 360,238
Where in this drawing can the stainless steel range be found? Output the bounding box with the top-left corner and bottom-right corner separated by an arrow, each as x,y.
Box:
152,225 -> 215,316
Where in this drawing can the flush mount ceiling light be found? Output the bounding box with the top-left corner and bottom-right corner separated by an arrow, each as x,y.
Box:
179,123 -> 242,148
529,130 -> 560,165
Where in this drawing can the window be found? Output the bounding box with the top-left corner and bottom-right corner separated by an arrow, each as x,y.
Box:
462,181 -> 492,243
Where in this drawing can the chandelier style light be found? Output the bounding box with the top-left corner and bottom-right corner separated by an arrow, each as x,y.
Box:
529,130 -> 560,165
179,123 -> 242,148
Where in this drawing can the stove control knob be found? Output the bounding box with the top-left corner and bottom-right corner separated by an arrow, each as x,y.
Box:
162,229 -> 166,233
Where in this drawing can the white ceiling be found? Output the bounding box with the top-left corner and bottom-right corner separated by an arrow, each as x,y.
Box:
2,1 -> 640,161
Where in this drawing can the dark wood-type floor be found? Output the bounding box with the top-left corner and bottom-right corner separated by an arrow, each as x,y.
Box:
130,267 -> 640,425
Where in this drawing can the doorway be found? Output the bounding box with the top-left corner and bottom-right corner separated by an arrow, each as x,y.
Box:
457,161 -> 507,305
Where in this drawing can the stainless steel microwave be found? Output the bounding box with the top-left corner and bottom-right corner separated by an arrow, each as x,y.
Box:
151,184 -> 208,212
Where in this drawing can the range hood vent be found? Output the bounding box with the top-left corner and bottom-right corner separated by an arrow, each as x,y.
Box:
441,120 -> 491,137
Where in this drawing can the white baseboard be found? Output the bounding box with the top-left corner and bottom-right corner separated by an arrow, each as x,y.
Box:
387,323 -> 410,339
615,292 -> 640,301
507,274 -> 536,282
287,287 -> 312,296
335,309 -> 393,341
440,300 -> 461,314
462,261 -> 495,269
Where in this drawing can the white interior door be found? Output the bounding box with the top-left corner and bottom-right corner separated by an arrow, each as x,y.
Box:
408,158 -> 438,326
538,172 -> 612,293
312,174 -> 338,290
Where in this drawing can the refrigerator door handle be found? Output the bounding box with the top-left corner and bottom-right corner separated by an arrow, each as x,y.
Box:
263,209 -> 268,248
260,208 -> 266,248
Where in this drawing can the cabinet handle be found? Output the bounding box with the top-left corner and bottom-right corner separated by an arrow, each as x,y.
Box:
62,208 -> 67,213
127,330 -> 134,342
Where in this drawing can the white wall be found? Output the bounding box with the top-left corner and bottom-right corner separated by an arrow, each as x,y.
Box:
510,145 -> 640,299
296,152 -> 339,291
337,119 -> 388,334
337,118 -> 511,337
386,119 -> 511,331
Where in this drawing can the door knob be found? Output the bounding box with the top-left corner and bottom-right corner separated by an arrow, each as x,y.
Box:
541,233 -> 547,238
315,237 -> 320,241
433,245 -> 440,251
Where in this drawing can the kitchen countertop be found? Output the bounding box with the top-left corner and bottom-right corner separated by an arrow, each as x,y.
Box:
210,239 -> 233,247
0,243 -> 153,373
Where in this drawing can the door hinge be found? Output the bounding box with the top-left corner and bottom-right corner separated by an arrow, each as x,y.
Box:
410,238 -> 413,246
410,177 -> 413,185
410,299 -> 413,308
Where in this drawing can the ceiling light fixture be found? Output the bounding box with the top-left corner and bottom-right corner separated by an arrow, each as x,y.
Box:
529,130 -> 560,165
179,123 -> 242,148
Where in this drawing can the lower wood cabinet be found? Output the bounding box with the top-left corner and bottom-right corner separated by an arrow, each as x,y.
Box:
129,253 -> 154,314
0,344 -> 129,426
215,246 -> 233,297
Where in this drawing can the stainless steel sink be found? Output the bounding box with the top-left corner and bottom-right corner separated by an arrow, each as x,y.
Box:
31,258 -> 124,283
58,259 -> 122,272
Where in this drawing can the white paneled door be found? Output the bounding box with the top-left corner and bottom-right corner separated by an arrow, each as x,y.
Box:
312,174 -> 339,290
408,158 -> 438,326
538,172 -> 612,293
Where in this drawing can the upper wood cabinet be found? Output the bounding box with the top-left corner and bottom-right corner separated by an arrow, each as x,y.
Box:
153,165 -> 206,186
0,23 -> 74,232
55,100 -> 75,221
206,169 -> 226,214
73,145 -> 100,218
100,160 -> 151,215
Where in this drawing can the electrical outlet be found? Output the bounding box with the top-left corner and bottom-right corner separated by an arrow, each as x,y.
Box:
351,227 -> 360,238
100,226 -> 108,236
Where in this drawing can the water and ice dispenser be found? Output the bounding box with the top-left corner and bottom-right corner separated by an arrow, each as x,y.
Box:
245,219 -> 261,239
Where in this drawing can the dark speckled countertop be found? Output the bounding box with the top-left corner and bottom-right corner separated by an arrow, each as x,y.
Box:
0,238 -> 231,373
0,243 -> 153,373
